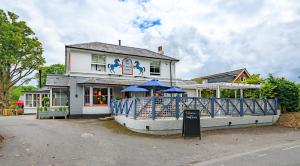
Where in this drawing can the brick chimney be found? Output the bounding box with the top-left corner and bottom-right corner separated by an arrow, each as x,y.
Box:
158,46 -> 164,54
118,40 -> 121,46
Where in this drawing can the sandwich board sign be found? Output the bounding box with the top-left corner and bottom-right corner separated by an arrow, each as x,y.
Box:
182,109 -> 201,139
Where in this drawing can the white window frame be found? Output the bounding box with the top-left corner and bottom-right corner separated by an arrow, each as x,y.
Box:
91,54 -> 106,72
150,61 -> 161,76
51,88 -> 68,107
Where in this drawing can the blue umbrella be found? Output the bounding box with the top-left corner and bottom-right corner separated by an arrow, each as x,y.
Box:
140,79 -> 170,96
140,79 -> 170,89
121,85 -> 149,92
163,86 -> 185,93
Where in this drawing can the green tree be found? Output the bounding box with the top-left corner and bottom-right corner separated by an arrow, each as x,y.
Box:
10,85 -> 37,101
0,10 -> 45,110
242,74 -> 263,98
262,75 -> 299,112
35,64 -> 65,87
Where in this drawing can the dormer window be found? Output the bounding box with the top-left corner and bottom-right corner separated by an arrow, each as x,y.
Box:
150,61 -> 160,76
91,54 -> 106,72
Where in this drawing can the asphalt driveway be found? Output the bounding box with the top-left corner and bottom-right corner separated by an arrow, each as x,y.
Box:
0,115 -> 300,166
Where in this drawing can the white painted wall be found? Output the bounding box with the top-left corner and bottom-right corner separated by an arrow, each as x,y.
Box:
24,108 -> 37,114
68,49 -> 176,80
83,106 -> 110,114
70,50 -> 91,73
115,114 -> 280,135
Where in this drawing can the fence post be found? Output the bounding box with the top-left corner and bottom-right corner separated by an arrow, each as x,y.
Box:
240,98 -> 244,117
152,96 -> 156,120
133,97 -> 137,119
194,97 -> 197,109
226,99 -> 229,115
175,95 -> 180,120
274,98 -> 278,115
263,97 -> 267,115
115,101 -> 118,115
125,98 -> 128,117
252,99 -> 256,114
210,97 -> 215,118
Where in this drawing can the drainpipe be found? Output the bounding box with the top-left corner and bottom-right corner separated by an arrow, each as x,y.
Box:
39,70 -> 42,88
169,60 -> 173,98
169,60 -> 173,86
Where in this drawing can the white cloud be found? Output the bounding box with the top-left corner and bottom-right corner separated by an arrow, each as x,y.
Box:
1,0 -> 300,82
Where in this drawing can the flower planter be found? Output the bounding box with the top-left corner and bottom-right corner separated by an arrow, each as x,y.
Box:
53,111 -> 68,119
38,111 -> 54,119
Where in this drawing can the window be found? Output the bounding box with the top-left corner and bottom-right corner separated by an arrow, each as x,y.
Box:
92,88 -> 112,106
52,88 -> 68,106
25,94 -> 32,107
150,61 -> 160,75
41,94 -> 49,106
91,54 -> 106,72
84,87 -> 90,106
33,94 -> 40,107
240,77 -> 246,82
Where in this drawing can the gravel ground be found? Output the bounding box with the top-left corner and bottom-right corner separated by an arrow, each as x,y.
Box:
0,115 -> 300,166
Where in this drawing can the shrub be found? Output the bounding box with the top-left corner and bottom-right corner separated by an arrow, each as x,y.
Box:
262,75 -> 299,112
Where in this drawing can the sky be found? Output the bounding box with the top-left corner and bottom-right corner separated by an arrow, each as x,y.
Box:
1,0 -> 300,83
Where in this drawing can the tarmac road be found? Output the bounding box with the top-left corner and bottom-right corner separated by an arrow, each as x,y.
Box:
0,115 -> 300,166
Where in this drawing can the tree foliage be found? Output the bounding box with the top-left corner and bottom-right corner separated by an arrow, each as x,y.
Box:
262,75 -> 299,112
10,85 -> 37,101
242,74 -> 263,98
35,64 -> 65,87
0,9 -> 45,109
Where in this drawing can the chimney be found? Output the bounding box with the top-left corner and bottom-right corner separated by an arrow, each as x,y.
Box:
158,46 -> 164,54
118,40 -> 121,46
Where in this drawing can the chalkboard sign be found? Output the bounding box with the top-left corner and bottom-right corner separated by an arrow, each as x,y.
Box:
182,109 -> 201,139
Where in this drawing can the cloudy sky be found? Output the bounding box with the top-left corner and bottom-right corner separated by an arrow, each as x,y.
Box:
1,0 -> 300,82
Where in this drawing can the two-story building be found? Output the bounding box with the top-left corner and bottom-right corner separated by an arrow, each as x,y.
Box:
24,41 -> 194,116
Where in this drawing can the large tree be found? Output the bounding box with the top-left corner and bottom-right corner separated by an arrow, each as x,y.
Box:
35,64 -> 65,87
0,10 -> 45,110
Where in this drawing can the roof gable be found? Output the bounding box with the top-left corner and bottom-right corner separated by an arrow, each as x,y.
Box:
66,42 -> 179,61
196,68 -> 250,80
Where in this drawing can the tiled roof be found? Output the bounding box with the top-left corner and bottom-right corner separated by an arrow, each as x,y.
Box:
66,42 -> 179,61
198,68 -> 248,79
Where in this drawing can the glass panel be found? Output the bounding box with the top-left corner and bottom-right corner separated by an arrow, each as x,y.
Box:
52,88 -> 60,106
150,61 -> 160,75
84,87 -> 90,105
25,94 -> 32,107
91,64 -> 106,72
60,88 -> 68,106
92,55 -> 98,63
52,88 -> 68,106
33,94 -> 40,107
92,55 -> 105,64
92,88 -> 109,105
41,94 -> 49,106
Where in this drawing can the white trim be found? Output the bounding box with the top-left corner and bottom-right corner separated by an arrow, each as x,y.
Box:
233,69 -> 250,82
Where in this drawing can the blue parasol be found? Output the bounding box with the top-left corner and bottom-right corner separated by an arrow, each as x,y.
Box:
162,86 -> 185,93
121,85 -> 149,92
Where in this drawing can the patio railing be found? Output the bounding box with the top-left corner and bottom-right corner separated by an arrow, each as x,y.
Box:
110,96 -> 278,120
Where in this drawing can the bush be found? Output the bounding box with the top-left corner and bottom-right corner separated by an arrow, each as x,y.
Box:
262,75 -> 299,112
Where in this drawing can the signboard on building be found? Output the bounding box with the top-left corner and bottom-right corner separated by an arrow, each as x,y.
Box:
122,58 -> 133,75
182,109 -> 201,139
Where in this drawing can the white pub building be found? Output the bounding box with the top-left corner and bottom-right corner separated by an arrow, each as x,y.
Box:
23,41 -> 196,116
